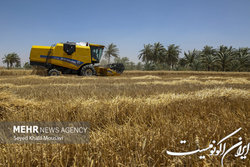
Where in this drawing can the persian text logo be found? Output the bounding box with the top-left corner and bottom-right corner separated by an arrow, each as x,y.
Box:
166,128 -> 249,167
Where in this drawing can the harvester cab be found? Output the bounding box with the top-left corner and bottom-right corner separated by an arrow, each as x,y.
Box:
30,42 -> 124,76
89,44 -> 103,64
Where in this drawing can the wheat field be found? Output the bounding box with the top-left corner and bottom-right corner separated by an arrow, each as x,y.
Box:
0,70 -> 249,166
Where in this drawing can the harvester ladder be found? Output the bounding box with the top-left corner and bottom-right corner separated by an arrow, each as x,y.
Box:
46,45 -> 54,66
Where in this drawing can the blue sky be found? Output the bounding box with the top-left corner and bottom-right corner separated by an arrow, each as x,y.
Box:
0,0 -> 250,65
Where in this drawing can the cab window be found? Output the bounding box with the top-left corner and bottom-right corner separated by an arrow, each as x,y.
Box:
90,47 -> 104,62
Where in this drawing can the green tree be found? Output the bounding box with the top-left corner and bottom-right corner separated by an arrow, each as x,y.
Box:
138,44 -> 153,63
183,50 -> 197,70
192,59 -> 202,71
202,45 -> 216,56
2,55 -> 11,68
152,42 -> 166,63
128,62 -> 136,70
233,48 -> 250,71
166,44 -> 181,69
114,57 -> 136,70
15,59 -> 21,68
23,62 -> 32,69
215,45 -> 234,71
200,54 -> 217,71
200,46 -> 217,71
114,57 -> 130,66
139,43 -> 167,70
136,62 -> 143,70
104,43 -> 119,64
2,53 -> 20,69
178,58 -> 187,68
143,63 -> 156,71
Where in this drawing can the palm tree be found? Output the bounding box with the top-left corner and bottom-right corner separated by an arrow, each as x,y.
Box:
192,59 -> 201,71
104,43 -> 119,64
152,42 -> 166,63
138,44 -> 153,63
166,44 -> 181,69
2,53 -> 20,69
215,45 -> 234,71
234,48 -> 250,71
201,46 -> 217,71
202,45 -> 216,56
184,49 -> 198,70
23,62 -> 32,69
2,55 -> 11,68
15,58 -> 21,68
200,54 -> 217,71
178,58 -> 187,68
9,53 -> 20,68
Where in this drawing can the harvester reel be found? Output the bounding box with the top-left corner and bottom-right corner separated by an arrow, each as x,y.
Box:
108,63 -> 125,74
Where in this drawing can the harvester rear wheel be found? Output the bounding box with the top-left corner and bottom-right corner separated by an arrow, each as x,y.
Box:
48,69 -> 60,76
80,65 -> 96,76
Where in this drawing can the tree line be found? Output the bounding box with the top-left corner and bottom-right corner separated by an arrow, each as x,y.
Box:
138,43 -> 250,71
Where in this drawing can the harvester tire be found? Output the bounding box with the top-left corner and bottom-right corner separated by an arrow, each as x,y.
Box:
80,65 -> 96,76
48,69 -> 60,76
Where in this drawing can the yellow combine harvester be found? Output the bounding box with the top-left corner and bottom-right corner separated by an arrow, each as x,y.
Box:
30,42 -> 124,76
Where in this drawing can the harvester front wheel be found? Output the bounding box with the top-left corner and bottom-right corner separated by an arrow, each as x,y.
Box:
80,65 -> 96,76
48,69 -> 60,76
